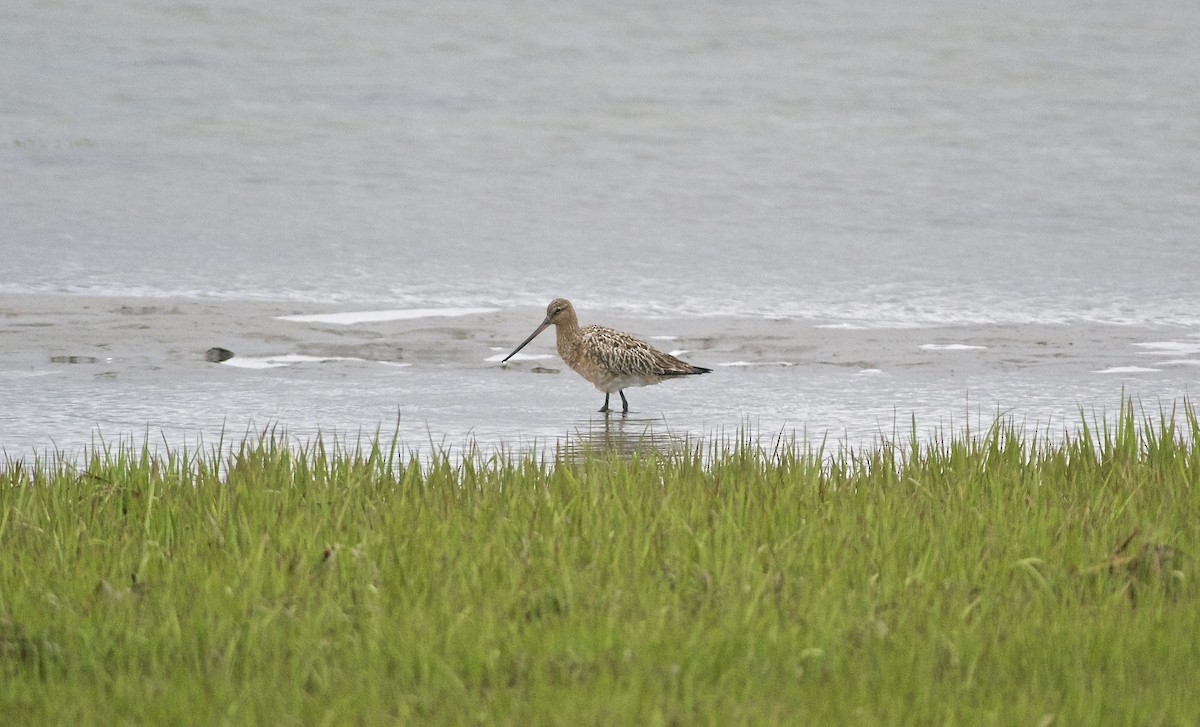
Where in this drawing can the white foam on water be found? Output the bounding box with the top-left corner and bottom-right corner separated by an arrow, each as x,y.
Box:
486,353 -> 555,363
919,344 -> 988,351
1134,341 -> 1200,356
221,358 -> 290,369
222,354 -> 368,369
278,308 -> 499,325
1093,366 -> 1161,374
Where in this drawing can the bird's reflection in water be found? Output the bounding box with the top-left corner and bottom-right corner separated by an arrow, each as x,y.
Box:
561,415 -> 690,462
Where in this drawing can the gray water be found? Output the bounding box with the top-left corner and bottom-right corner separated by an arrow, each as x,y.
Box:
3,1 -> 1199,455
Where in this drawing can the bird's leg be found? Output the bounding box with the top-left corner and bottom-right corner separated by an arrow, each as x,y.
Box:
599,393 -> 611,413
619,390 -> 629,414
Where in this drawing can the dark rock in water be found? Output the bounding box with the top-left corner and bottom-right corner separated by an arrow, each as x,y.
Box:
50,355 -> 98,364
205,347 -> 234,363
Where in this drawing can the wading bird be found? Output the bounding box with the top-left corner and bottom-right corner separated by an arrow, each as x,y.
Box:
502,298 -> 712,413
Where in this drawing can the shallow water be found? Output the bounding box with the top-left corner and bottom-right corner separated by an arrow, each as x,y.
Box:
2,2 -> 1198,455
1,298 -> 1194,458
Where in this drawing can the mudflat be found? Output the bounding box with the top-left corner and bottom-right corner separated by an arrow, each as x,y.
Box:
2,293 -> 1196,457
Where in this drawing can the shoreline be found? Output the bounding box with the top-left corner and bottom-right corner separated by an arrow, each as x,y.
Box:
2,291 -> 1198,458
4,290 -> 1198,366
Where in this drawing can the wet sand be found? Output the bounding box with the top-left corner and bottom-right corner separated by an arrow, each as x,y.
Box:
2,293 -> 1197,458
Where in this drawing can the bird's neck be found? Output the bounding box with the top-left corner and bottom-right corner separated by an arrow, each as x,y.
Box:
554,312 -> 581,350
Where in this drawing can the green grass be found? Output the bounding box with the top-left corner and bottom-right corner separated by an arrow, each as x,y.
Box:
2,399 -> 1198,726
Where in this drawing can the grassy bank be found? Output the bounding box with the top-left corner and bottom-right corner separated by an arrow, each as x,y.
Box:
1,401 -> 1197,726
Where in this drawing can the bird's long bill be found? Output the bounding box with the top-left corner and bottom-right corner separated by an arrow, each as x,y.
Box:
501,318 -> 551,362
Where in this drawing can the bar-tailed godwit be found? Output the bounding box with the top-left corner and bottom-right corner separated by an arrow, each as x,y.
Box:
502,298 -> 712,413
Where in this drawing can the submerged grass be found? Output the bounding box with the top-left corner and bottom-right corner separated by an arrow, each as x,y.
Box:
1,400 -> 1198,725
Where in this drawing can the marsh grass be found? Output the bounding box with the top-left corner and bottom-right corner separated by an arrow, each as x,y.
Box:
1,400 -> 1197,725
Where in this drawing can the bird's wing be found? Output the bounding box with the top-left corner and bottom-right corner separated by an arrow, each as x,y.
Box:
580,325 -> 701,377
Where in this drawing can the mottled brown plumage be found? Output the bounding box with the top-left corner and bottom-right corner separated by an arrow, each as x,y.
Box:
503,298 -> 711,413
